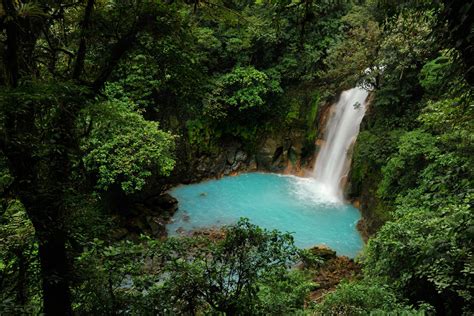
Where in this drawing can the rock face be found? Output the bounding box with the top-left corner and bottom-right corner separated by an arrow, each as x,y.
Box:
145,193 -> 178,215
169,128 -> 314,185
346,93 -> 389,239
308,252 -> 361,303
112,193 -> 179,240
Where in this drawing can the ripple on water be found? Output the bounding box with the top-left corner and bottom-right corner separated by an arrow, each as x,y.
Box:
166,172 -> 363,257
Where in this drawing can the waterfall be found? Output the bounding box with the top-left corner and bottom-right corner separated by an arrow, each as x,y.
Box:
312,87 -> 369,201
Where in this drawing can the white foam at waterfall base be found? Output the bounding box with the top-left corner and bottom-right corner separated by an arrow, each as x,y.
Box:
312,87 -> 369,201
288,176 -> 342,205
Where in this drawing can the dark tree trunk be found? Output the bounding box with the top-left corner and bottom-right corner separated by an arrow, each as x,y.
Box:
9,177 -> 74,316
15,252 -> 28,305
3,101 -> 75,315
443,0 -> 474,85
2,0 -> 19,87
37,230 -> 72,316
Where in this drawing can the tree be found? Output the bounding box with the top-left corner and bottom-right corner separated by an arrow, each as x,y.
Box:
81,87 -> 175,194
364,204 -> 473,314
322,5 -> 382,91
0,1 -> 179,313
162,219 -> 302,314
203,66 -> 282,119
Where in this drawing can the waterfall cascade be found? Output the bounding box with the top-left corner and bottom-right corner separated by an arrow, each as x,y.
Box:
312,87 -> 369,201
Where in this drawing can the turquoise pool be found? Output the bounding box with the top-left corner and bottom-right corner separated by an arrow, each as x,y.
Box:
167,173 -> 363,257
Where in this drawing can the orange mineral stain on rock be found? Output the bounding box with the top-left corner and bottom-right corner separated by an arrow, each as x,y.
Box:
353,199 -> 360,209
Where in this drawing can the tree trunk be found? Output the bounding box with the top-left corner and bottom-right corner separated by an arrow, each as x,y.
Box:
3,104 -> 75,315
37,230 -> 72,316
2,0 -> 19,87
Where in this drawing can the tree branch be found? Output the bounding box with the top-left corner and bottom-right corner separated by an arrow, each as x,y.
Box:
72,0 -> 95,79
91,13 -> 154,92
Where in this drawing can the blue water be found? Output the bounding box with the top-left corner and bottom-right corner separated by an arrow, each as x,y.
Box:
167,173 -> 363,257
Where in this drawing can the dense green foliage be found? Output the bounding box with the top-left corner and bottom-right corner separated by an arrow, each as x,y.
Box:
81,87 -> 176,193
340,1 -> 474,315
0,201 -> 40,314
73,220 -> 312,315
1,0 -> 472,314
314,280 -> 431,315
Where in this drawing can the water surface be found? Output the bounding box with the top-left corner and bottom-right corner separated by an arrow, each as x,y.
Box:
167,173 -> 363,257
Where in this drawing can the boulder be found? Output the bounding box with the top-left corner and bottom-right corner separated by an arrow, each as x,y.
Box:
223,165 -> 233,175
231,160 -> 241,171
226,147 -> 237,164
260,137 -> 279,157
145,193 -> 178,213
309,245 -> 337,261
146,216 -> 166,237
110,228 -> 129,240
196,156 -> 212,173
128,217 -> 148,233
247,156 -> 258,171
256,138 -> 279,169
235,150 -> 248,162
211,152 -> 227,175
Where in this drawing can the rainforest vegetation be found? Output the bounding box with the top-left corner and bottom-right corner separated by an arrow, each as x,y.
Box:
0,0 -> 472,314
